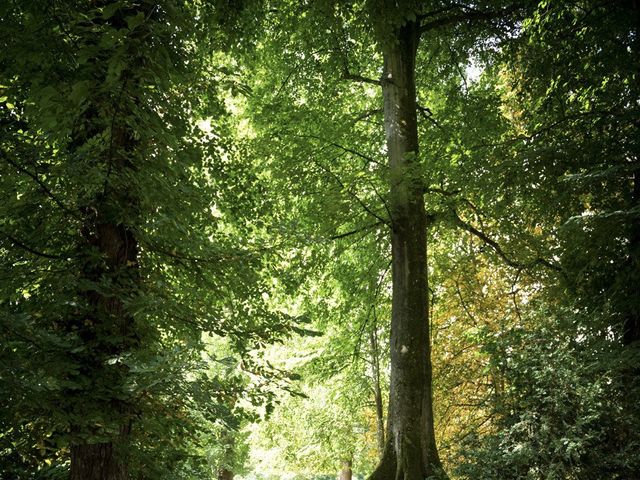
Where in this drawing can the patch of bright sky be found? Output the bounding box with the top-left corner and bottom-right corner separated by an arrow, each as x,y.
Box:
466,60 -> 484,84
228,94 -> 257,139
196,117 -> 212,134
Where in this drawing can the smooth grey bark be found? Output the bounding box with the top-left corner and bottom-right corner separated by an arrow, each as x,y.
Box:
369,17 -> 446,480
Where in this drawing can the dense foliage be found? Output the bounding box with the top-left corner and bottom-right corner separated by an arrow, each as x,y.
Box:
1,1 -> 299,478
1,1 -> 638,479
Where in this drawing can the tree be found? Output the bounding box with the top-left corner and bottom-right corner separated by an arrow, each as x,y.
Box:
366,2 -> 534,478
369,10 -> 441,479
0,1 -> 299,477
4,1 -> 638,478
425,1 -> 640,477
253,372 -> 379,479
240,2 -> 534,478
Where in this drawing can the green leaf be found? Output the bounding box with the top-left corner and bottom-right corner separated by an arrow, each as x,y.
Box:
69,81 -> 90,106
102,2 -> 121,19
126,12 -> 145,31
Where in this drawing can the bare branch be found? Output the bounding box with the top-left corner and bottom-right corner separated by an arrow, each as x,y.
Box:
352,108 -> 383,124
417,104 -> 449,133
455,275 -> 479,326
343,68 -> 381,86
296,133 -> 385,167
366,177 -> 392,222
312,158 -> 391,227
425,186 -> 462,197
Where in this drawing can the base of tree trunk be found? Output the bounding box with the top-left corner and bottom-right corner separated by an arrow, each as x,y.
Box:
368,442 -> 397,480
369,427 -> 449,480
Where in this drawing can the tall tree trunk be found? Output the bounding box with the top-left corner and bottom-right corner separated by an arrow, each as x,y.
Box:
369,17 -> 446,480
69,5 -> 142,473
624,169 -> 640,345
340,458 -> 353,480
70,158 -> 139,479
71,214 -> 138,479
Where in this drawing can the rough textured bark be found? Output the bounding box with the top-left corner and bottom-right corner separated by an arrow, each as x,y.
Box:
218,468 -> 234,480
369,18 -> 445,480
70,440 -> 128,480
340,458 -> 353,480
70,140 -> 139,479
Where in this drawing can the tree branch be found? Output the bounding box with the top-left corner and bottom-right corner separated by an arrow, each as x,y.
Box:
419,3 -> 524,34
451,210 -> 562,272
329,221 -> 383,240
366,177 -> 393,222
417,104 -> 447,132
425,186 -> 462,197
2,231 -> 65,259
343,68 -> 381,86
352,108 -> 383,124
296,133 -> 385,166
312,158 -> 391,227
